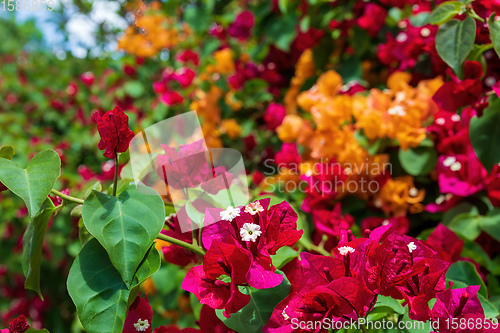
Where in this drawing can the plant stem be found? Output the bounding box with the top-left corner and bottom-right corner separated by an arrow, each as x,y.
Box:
298,239 -> 333,257
113,155 -> 119,197
50,189 -> 84,205
156,232 -> 205,257
361,324 -> 368,333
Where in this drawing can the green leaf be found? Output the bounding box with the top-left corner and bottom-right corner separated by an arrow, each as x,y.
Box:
488,13 -> 500,58
0,145 -> 14,159
123,81 -> 144,99
372,295 -> 405,315
469,99 -> 500,173
0,150 -> 61,219
477,293 -> 500,318
427,1 -> 464,25
25,329 -> 50,333
271,246 -> 298,269
435,16 -> 476,79
82,185 -> 165,287
266,14 -> 298,52
447,212 -> 481,241
22,198 -> 56,300
398,146 -> 438,176
447,261 -> 487,297
478,208 -> 500,241
216,271 -> 291,333
67,238 -> 160,333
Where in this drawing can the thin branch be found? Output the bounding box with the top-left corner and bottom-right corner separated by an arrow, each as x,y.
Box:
50,189 -> 84,205
156,232 -> 205,257
112,155 -> 119,197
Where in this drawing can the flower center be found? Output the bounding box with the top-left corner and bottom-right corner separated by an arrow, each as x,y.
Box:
407,241 -> 417,253
134,319 -> 150,332
338,246 -> 355,256
220,205 -> 241,222
244,201 -> 264,215
240,223 -> 262,242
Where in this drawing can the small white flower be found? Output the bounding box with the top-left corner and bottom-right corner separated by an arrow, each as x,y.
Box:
382,219 -> 390,226
396,32 -> 408,42
398,21 -> 407,29
409,187 -> 419,197
305,169 -> 313,177
420,27 -> 431,37
451,114 -> 461,122
374,198 -> 382,208
450,162 -> 462,171
388,105 -> 406,116
282,306 -> 290,321
220,206 -> 241,222
435,118 -> 445,125
165,213 -> 176,222
485,76 -> 497,87
244,201 -> 264,215
443,156 -> 456,167
134,319 -> 150,332
338,246 -> 355,256
435,195 -> 445,204
407,242 -> 417,253
240,223 -> 262,242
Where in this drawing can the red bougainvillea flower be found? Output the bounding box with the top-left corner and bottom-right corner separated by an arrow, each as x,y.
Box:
80,71 -> 94,86
123,294 -> 153,333
264,252 -> 376,332
202,199 -> 303,289
153,326 -> 199,333
433,61 -> 484,113
426,224 -> 464,263
228,11 -> 254,40
173,68 -> 196,88
311,203 -> 354,252
361,216 -> 410,236
182,240 -> 252,317
357,3 -> 387,37
431,284 -> 495,333
263,103 -> 286,130
2,315 -> 30,333
156,140 -> 211,189
161,90 -> 184,106
300,160 -> 348,213
176,50 -> 200,66
274,143 -> 300,170
93,106 -> 134,159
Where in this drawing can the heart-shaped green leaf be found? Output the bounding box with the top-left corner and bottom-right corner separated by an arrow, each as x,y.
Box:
436,16 -> 476,79
82,185 -> 164,287
489,13 -> 500,59
399,146 -> 438,176
0,145 -> 14,159
67,238 -> 160,333
469,99 -> 500,173
0,150 -> 61,219
427,1 -> 464,25
22,198 -> 57,300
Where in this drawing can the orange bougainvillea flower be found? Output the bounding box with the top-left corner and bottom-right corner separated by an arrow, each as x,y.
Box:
277,114 -> 307,143
377,176 -> 425,216
213,48 -> 235,74
220,119 -> 242,139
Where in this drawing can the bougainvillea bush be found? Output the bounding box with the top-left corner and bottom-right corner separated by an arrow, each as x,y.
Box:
2,0 -> 500,332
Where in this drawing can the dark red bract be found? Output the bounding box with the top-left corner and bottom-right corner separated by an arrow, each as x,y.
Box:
93,106 -> 134,159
